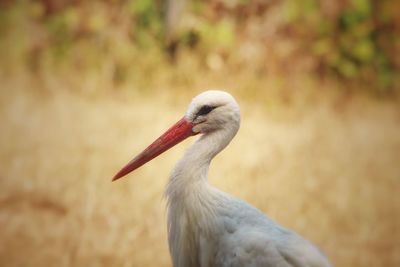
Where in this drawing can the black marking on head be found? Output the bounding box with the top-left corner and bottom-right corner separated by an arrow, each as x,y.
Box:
196,105 -> 216,116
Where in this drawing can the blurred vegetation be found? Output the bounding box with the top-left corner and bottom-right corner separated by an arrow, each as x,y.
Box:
0,0 -> 399,94
285,0 -> 400,92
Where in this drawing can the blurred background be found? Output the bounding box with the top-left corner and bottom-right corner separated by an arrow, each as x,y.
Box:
0,0 -> 399,266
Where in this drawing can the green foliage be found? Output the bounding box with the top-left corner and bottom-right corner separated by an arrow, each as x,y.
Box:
286,0 -> 398,91
45,7 -> 78,58
198,19 -> 235,50
0,0 -> 398,94
128,0 -> 163,46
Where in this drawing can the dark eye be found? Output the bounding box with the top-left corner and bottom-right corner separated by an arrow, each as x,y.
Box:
197,105 -> 215,116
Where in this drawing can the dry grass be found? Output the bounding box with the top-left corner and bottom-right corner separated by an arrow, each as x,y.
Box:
0,70 -> 400,267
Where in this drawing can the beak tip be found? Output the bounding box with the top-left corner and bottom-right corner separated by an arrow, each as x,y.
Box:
112,172 -> 123,182
112,164 -> 135,182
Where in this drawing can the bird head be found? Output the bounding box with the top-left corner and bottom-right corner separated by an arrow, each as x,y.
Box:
112,90 -> 240,181
186,90 -> 240,135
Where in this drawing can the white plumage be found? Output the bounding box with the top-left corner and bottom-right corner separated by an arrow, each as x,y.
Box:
114,90 -> 332,267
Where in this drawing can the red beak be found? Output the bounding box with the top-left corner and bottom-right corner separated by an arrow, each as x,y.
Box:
112,117 -> 196,181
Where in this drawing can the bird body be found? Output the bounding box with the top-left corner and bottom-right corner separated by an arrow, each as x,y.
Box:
167,184 -> 330,267
113,90 -> 332,267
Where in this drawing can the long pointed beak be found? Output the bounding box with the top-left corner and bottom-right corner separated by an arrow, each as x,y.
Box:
112,117 -> 196,181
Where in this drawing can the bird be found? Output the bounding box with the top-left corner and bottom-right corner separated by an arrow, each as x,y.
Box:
113,90 -> 332,267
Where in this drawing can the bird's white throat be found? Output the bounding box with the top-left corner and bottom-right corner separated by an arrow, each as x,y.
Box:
165,123 -> 238,201
164,122 -> 239,267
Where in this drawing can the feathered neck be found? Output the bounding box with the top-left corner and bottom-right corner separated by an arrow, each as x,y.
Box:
165,126 -> 236,201
164,126 -> 237,267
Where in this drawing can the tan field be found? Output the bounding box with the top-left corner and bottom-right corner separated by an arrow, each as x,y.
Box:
0,70 -> 400,267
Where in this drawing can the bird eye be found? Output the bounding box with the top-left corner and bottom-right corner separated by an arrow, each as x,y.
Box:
197,105 -> 215,116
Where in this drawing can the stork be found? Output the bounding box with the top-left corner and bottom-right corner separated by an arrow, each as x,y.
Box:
113,90 -> 332,267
